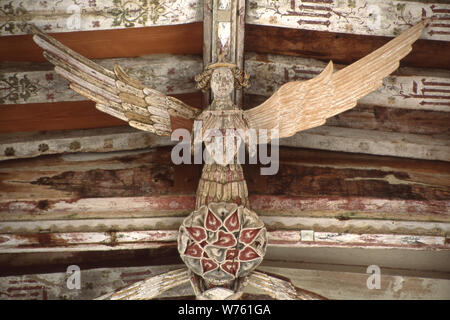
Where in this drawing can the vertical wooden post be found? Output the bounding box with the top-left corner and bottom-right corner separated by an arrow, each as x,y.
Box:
202,0 -> 246,108
203,0 -> 213,108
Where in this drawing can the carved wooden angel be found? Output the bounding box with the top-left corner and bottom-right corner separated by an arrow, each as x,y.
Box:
29,20 -> 426,300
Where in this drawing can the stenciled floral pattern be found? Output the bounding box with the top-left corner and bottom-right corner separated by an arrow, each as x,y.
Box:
0,0 -> 201,35
0,74 -> 38,104
110,0 -> 165,27
0,2 -> 31,34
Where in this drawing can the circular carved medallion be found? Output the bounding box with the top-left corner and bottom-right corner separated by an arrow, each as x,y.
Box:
178,202 -> 267,285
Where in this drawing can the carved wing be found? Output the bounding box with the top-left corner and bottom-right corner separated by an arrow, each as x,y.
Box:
29,25 -> 201,136
244,21 -> 427,139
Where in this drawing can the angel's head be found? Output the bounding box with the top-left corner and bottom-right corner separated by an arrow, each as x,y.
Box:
210,67 -> 234,98
195,61 -> 249,98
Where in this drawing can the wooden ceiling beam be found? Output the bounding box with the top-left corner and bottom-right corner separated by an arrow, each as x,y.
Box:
0,228 -> 447,254
1,264 -> 449,300
1,147 -> 448,212
0,0 -> 202,36
0,55 -> 202,105
0,118 -> 448,161
245,24 -> 450,70
246,94 -> 450,136
245,53 -> 450,113
0,23 -> 203,62
1,194 -> 447,224
0,93 -> 203,134
246,0 -> 450,42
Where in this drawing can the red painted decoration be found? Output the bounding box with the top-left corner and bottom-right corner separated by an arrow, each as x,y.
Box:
239,228 -> 261,244
205,210 -> 222,231
213,230 -> 237,247
185,243 -> 202,258
239,246 -> 260,261
186,227 -> 207,242
201,259 -> 218,273
226,248 -> 239,260
221,260 -> 239,275
224,211 -> 240,232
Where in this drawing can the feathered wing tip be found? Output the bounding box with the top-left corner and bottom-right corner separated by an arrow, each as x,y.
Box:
243,20 -> 427,139
28,24 -> 202,136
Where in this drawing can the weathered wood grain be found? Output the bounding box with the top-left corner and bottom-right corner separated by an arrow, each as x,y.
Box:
0,264 -> 186,300
2,194 -> 448,223
245,25 -> 450,70
251,195 -> 449,223
0,123 -> 448,162
1,264 -> 448,300
4,52 -> 449,112
0,227 -> 447,253
0,147 -> 448,221
0,127 -> 173,161
0,55 -> 202,105
245,147 -> 450,201
255,266 -> 450,300
245,53 -> 450,113
283,125 -> 449,162
325,104 -> 450,135
0,0 -> 202,36
246,0 -> 450,41
0,23 -> 203,62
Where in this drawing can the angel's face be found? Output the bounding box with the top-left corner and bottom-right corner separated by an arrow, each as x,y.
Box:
211,67 -> 234,99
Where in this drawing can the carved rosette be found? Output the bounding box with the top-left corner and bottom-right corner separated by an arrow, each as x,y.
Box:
178,202 -> 267,286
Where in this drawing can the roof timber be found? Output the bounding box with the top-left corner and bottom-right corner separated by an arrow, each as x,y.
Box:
0,54 -> 202,105
0,0 -> 203,36
283,125 -> 449,162
2,0 -> 450,42
1,195 -> 448,223
1,147 -> 448,222
0,94 -> 202,133
245,53 -> 450,113
1,124 -> 448,161
1,49 -> 448,160
246,0 -> 450,42
246,94 -> 450,136
0,228 -> 447,254
0,264 -> 448,300
0,214 -> 448,238
245,25 -> 450,70
0,127 -> 173,161
2,53 -> 450,112
0,23 -> 203,62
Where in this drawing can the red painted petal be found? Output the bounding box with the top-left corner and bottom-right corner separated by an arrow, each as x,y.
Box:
221,260 -> 239,276
224,210 -> 240,232
184,243 -> 202,258
201,259 -> 218,273
225,248 -> 239,260
239,246 -> 260,261
239,228 -> 262,245
205,210 -> 222,231
213,230 -> 237,247
186,227 -> 207,242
